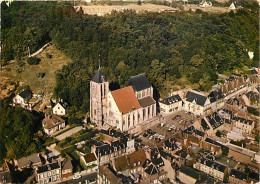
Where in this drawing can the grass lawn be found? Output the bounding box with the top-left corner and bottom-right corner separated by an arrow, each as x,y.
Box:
0,44 -> 71,97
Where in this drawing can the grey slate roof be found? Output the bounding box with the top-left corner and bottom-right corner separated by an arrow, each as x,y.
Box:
208,90 -> 223,103
182,126 -> 205,137
127,74 -> 151,92
138,96 -> 155,107
230,169 -> 248,181
186,91 -> 208,106
160,94 -> 182,105
92,69 -> 107,83
197,157 -> 226,172
18,89 -> 32,99
36,162 -> 60,173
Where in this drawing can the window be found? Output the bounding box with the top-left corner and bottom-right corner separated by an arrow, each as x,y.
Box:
58,107 -> 60,109
94,110 -> 96,115
116,120 -> 119,124
61,111 -> 63,114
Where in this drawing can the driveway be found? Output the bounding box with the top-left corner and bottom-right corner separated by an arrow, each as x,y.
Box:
55,126 -> 83,141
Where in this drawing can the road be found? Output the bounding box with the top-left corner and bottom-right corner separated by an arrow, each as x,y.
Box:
58,172 -> 97,184
55,126 -> 83,141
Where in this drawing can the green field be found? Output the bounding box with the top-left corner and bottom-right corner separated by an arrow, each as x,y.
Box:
0,44 -> 71,97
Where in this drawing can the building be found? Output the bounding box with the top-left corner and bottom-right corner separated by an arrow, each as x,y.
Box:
15,153 -> 42,170
178,165 -> 216,184
90,68 -> 156,132
200,0 -> 212,7
183,90 -> 211,116
193,157 -> 228,181
42,114 -> 66,135
127,74 -> 153,99
90,68 -> 109,127
232,116 -> 254,135
80,153 -> 98,172
159,94 -> 182,114
35,162 -> 61,184
61,159 -> 73,179
52,100 -> 68,116
229,169 -> 248,184
228,144 -> 255,164
97,165 -> 123,184
229,1 -> 243,10
13,89 -> 33,109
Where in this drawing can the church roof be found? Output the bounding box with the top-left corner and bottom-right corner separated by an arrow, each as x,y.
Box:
127,74 -> 151,92
92,68 -> 107,83
111,86 -> 141,114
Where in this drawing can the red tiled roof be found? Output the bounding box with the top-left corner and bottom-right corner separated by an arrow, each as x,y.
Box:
111,86 -> 141,114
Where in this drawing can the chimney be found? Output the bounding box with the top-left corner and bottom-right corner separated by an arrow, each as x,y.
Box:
146,160 -> 149,168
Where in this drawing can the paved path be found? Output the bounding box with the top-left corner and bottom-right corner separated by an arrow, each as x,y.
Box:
55,126 -> 83,141
30,42 -> 51,57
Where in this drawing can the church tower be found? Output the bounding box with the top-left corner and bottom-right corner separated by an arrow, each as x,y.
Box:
90,67 -> 109,128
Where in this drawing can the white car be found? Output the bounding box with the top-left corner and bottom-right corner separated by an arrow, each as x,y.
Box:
73,174 -> 82,180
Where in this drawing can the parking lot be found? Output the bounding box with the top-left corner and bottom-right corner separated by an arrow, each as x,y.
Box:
139,110 -> 194,147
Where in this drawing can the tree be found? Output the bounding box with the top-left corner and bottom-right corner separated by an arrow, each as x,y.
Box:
27,57 -> 41,65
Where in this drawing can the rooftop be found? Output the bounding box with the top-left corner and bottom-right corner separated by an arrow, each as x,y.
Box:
159,94 -> 182,105
138,96 -> 156,108
42,114 -> 65,129
36,162 -> 60,174
230,169 -> 248,181
186,91 -> 208,106
111,86 -> 141,114
127,74 -> 151,92
91,68 -> 107,83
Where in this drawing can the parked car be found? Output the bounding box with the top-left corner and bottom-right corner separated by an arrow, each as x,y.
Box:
73,174 -> 82,180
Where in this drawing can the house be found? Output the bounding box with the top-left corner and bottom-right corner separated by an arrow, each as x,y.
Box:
200,0 -> 212,7
248,171 -> 259,184
229,1 -> 243,10
35,162 -> 62,184
183,90 -> 211,116
97,165 -> 122,184
15,153 -> 42,170
90,68 -> 157,132
13,89 -> 33,109
159,94 -> 182,114
61,159 -> 73,179
52,99 -> 68,116
80,153 -> 97,172
0,162 -> 14,184
232,116 -> 254,135
228,144 -> 255,164
91,135 -> 135,165
178,165 -> 216,184
42,114 -> 66,135
113,148 -> 147,176
193,157 -> 228,181
229,169 -> 248,184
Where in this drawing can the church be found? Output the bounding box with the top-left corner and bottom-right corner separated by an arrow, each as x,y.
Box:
90,68 -> 157,132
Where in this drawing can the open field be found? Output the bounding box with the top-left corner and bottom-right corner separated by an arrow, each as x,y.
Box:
75,4 -> 178,16
183,4 -> 230,13
0,45 -> 71,98
75,3 -> 230,16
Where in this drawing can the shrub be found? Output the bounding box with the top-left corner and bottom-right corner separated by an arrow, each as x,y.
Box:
46,53 -> 52,59
36,72 -> 45,78
27,57 -> 41,65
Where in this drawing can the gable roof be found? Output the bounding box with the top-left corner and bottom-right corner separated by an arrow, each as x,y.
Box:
160,94 -> 182,105
138,96 -> 155,108
36,162 -> 60,174
42,114 -> 65,129
186,91 -> 208,106
16,153 -> 41,168
111,86 -> 141,114
99,165 -> 122,184
92,68 -> 107,83
18,89 -> 32,99
127,74 -> 151,92
230,169 -> 248,181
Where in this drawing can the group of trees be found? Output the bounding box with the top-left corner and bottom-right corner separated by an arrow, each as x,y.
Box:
0,97 -> 47,162
1,1 -> 259,119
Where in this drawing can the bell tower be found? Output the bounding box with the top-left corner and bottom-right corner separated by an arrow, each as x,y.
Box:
90,67 -> 109,128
